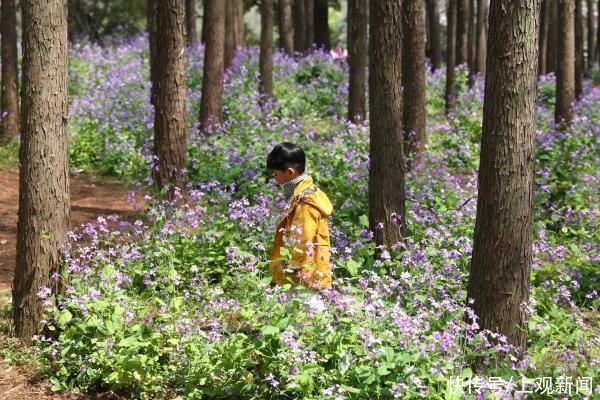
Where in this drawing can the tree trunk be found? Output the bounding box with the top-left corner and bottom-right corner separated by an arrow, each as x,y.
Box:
185,0 -> 197,43
538,0 -> 548,75
467,0 -> 540,351
260,0 -> 274,100
293,0 -> 306,52
426,0 -> 441,70
279,0 -> 294,55
199,0 -> 225,131
224,0 -> 245,69
148,0 -> 158,110
153,0 -> 187,195
597,0 -> 600,65
456,0 -> 469,65
314,0 -> 330,50
467,0 -> 476,73
1,0 -> 20,142
445,0 -> 457,111
575,0 -> 584,97
474,0 -> 487,76
348,0 -> 367,123
402,0 -> 427,164
13,0 -> 70,344
587,0 -> 594,71
556,0 -> 575,127
368,0 -> 406,248
304,0 -> 314,49
546,0 -> 557,73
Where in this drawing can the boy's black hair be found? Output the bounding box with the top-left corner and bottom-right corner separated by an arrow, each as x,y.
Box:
266,142 -> 306,174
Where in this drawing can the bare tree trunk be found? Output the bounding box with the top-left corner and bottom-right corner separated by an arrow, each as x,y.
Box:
199,0 -> 225,131
186,0 -> 197,43
279,0 -> 294,55
467,0 -> 540,350
547,0 -> 557,73
369,0 -> 406,248
348,0 -> 367,123
224,0 -> 245,69
314,0 -> 330,49
13,0 -> 70,344
293,0 -> 306,51
0,0 -> 20,142
467,0 -> 476,73
575,0 -> 584,97
260,0 -> 274,100
426,0 -> 441,70
304,0 -> 314,49
474,0 -> 488,76
148,0 -> 158,108
539,0 -> 548,75
402,0 -> 427,164
556,0 -> 575,127
154,0 -> 187,195
597,0 -> 600,65
445,0 -> 457,111
456,0 -> 469,65
587,0 -> 594,70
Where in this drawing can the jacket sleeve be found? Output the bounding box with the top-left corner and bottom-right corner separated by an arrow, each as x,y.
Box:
286,201 -> 320,270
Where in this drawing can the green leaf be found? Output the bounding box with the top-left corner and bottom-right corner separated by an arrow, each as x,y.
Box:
58,310 -> 72,325
261,325 -> 280,336
359,215 -> 369,228
346,259 -> 360,276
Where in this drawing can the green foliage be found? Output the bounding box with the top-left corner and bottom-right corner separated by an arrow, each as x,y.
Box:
0,138 -> 19,169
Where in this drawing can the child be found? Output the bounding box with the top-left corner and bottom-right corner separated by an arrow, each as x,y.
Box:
267,142 -> 333,290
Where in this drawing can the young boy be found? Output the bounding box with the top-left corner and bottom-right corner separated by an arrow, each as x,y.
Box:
267,142 -> 333,290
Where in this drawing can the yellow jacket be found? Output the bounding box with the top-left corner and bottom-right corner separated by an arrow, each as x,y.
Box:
269,176 -> 333,290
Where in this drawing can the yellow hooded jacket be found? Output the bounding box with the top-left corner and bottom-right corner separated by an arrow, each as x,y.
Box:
269,176 -> 333,289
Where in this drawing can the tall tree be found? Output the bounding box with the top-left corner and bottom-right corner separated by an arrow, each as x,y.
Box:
279,0 -> 294,55
402,0 -> 427,163
314,0 -> 330,49
575,0 -> 584,97
1,0 -> 20,142
467,0 -> 540,350
185,0 -> 197,44
538,0 -> 548,75
304,0 -> 314,49
597,0 -> 600,65
259,0 -> 274,100
348,0 -> 367,123
587,0 -> 594,70
426,0 -> 441,70
200,0 -> 225,130
467,0 -> 476,73
153,0 -> 187,194
293,0 -> 306,51
546,0 -> 557,73
456,0 -> 469,65
556,0 -> 575,126
224,0 -> 245,69
445,0 -> 457,111
13,0 -> 70,344
474,0 -> 488,76
148,0 -> 158,108
369,0 -> 406,247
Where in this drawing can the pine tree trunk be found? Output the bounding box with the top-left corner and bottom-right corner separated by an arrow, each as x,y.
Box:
445,0 -> 457,111
587,0 -> 594,71
314,0 -> 330,50
0,0 -> 20,142
426,0 -> 441,70
474,0 -> 487,76
467,0 -> 540,350
224,0 -> 245,69
279,0 -> 294,55
456,0 -> 469,65
538,0 -> 548,75
402,0 -> 427,164
260,0 -> 274,100
293,0 -> 306,52
304,0 -> 314,49
200,0 -> 225,131
467,0 -> 476,74
556,0 -> 575,127
148,0 -> 158,108
13,0 -> 70,344
186,0 -> 197,44
348,0 -> 367,123
368,0 -> 406,248
154,0 -> 187,195
546,0 -> 557,73
575,0 -> 584,97
597,0 -> 600,65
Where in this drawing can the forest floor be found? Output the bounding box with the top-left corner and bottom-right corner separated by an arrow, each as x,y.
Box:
0,167 -> 144,399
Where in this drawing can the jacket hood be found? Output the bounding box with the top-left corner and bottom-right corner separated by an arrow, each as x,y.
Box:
293,176 -> 333,217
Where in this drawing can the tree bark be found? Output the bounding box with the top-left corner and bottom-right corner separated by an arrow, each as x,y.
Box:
597,0 -> 600,65
426,0 -> 441,70
185,0 -> 197,44
348,0 -> 367,123
546,0 -> 557,73
538,0 -> 548,75
474,0 -> 487,76
575,0 -> 584,97
456,0 -> 469,65
304,0 -> 314,49
260,0 -> 274,100
556,0 -> 575,127
467,0 -> 476,73
13,0 -> 70,344
200,0 -> 225,131
224,0 -> 245,69
445,0 -> 457,111
587,0 -> 594,71
402,0 -> 427,164
279,0 -> 294,55
153,0 -> 187,195
369,0 -> 406,248
1,0 -> 20,142
293,0 -> 306,51
314,0 -> 330,49
467,0 -> 540,350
